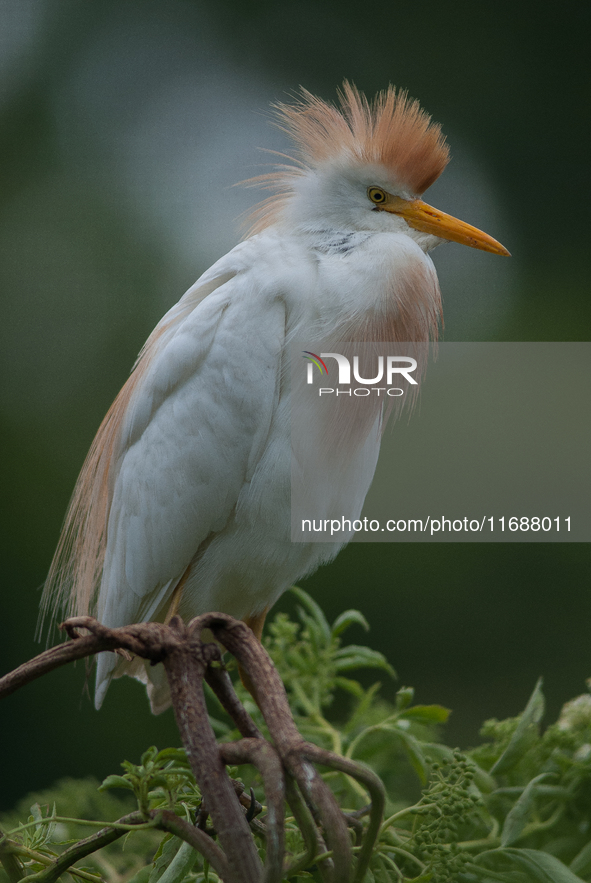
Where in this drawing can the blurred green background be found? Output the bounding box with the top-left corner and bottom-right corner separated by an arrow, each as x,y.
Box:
1,0 -> 590,811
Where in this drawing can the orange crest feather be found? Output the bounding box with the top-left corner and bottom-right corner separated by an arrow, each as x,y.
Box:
246,81 -> 450,235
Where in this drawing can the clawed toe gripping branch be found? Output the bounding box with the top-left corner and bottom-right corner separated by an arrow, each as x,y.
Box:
0,614 -> 385,883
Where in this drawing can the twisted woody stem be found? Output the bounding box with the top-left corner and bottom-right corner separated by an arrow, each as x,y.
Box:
0,614 -> 385,883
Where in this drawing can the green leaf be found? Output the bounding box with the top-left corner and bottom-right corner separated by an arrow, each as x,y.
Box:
158,840 -> 198,883
570,840 -> 591,876
333,676 -> 365,698
344,682 -> 382,733
98,775 -> 134,792
331,609 -> 370,637
333,646 -> 396,677
396,731 -> 428,784
141,746 -> 159,766
155,749 -> 189,764
149,835 -> 182,883
125,867 -> 153,883
152,833 -> 174,864
29,803 -> 43,824
479,847 -> 588,882
501,772 -> 554,846
289,586 -> 331,643
471,760 -> 498,794
395,686 -> 414,710
145,775 -> 173,789
491,678 -> 545,775
400,704 -> 450,724
152,767 -> 193,779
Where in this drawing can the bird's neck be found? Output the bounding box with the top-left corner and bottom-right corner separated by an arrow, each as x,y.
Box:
302,227 -> 443,345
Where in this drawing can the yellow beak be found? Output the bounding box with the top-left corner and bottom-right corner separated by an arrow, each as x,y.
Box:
381,195 -> 510,256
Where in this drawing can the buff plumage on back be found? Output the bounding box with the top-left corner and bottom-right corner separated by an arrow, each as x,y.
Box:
247,81 -> 450,235
39,272 -> 228,638
39,322 -> 170,637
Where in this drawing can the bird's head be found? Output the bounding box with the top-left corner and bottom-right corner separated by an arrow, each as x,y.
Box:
247,82 -> 509,257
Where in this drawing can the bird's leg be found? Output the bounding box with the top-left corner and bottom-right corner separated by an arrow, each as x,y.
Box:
239,608 -> 269,699
243,608 -> 269,643
164,564 -> 192,624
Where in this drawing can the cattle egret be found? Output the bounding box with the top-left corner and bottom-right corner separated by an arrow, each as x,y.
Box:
41,83 -> 509,712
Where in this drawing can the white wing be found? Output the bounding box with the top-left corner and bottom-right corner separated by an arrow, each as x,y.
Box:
95,256 -> 286,699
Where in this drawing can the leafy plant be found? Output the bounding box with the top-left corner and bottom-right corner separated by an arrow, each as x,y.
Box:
2,588 -> 591,883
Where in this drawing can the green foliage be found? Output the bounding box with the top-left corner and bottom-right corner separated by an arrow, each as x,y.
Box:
3,589 -> 591,883
99,747 -> 201,817
0,780 -> 161,883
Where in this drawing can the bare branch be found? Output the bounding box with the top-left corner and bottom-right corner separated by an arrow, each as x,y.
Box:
1,611 -> 386,883
302,744 -> 385,883
0,634 -> 110,700
204,665 -> 262,740
283,776 -> 330,881
200,615 -> 354,883
0,828 -> 25,883
219,740 -> 284,883
156,810 -> 230,880
161,617 -> 263,883
15,813 -> 146,883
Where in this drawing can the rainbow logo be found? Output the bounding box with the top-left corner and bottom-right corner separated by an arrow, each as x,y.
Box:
302,351 -> 328,375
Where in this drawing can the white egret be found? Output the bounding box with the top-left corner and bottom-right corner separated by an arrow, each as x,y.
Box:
41,83 -> 509,712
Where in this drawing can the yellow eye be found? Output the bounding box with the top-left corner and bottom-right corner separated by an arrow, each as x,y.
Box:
368,187 -> 387,205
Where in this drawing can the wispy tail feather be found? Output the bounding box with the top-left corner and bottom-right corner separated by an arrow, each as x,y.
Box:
95,649 -> 171,713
